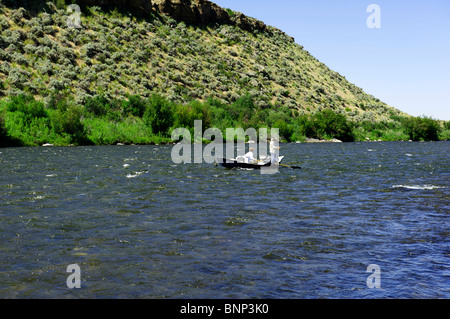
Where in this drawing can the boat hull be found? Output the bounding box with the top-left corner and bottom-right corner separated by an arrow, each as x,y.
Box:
218,157 -> 283,170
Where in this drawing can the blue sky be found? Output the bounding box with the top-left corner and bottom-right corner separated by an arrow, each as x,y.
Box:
213,0 -> 450,120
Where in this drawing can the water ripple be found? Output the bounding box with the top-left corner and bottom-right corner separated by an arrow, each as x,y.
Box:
0,142 -> 449,298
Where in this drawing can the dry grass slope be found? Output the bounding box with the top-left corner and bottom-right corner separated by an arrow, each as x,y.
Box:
0,1 -> 406,124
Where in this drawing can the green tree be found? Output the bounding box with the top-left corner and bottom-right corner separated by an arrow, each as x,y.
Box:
85,95 -> 112,117
206,98 -> 233,131
439,121 -> 450,140
295,109 -> 355,142
122,95 -> 146,117
6,95 -> 48,125
50,105 -> 89,144
273,119 -> 293,141
173,100 -> 211,130
317,109 -> 354,142
144,94 -> 174,136
403,116 -> 440,141
228,94 -> 255,125
0,109 -> 11,147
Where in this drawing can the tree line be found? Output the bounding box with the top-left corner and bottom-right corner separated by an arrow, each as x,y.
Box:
0,93 -> 448,147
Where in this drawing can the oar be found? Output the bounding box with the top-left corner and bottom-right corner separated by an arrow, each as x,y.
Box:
278,163 -> 302,169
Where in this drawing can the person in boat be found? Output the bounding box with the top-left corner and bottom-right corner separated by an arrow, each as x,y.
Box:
243,148 -> 256,163
270,136 -> 280,164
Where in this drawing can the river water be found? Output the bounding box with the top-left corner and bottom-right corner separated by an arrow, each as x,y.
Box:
0,142 -> 448,298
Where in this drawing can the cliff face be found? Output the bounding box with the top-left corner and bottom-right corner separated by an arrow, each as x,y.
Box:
87,0 -> 153,15
77,0 -> 275,34
151,0 -> 272,33
151,0 -> 231,25
2,0 -> 288,36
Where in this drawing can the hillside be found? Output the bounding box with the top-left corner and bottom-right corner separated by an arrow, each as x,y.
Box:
0,0 -> 447,146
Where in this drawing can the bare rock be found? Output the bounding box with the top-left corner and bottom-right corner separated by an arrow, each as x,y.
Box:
305,138 -> 342,143
75,0 -> 289,35
151,0 -> 231,25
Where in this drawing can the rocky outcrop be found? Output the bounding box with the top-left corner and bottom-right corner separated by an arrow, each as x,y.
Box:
75,0 -> 152,17
151,0 -> 231,25
4,0 -> 292,37
153,0 -> 293,37
79,0 -> 285,35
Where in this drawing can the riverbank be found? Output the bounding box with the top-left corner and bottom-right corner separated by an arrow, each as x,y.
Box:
1,94 -> 449,148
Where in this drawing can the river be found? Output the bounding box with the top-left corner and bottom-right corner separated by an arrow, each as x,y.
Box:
0,141 -> 448,298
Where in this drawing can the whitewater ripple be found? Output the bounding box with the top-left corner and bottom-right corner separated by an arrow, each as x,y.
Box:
392,184 -> 447,190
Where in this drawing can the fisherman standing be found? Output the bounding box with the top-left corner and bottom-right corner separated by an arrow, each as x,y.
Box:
269,136 -> 280,164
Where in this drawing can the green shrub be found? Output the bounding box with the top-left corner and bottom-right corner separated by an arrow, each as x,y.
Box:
11,52 -> 28,66
6,94 -> 47,125
227,94 -> 256,125
50,105 -> 89,144
4,112 -> 53,146
380,129 -> 409,141
122,94 -> 146,117
444,121 -> 450,131
7,68 -> 29,89
315,109 -> 354,141
296,114 -> 314,137
290,126 -> 306,142
83,117 -> 120,145
55,0 -> 66,10
226,8 -> 235,18
84,95 -> 111,116
0,17 -> 10,31
0,107 -> 12,146
143,94 -> 175,136
437,121 -> 449,140
173,100 -> 212,130
2,96 -> 56,146
206,97 -> 234,130
402,116 -> 440,141
439,124 -> 450,141
295,109 -> 355,142
273,119 -> 293,141
84,116 -> 169,145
